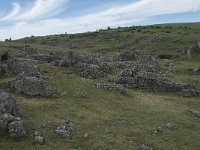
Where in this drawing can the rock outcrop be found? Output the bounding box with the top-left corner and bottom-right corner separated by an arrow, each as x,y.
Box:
7,58 -> 40,77
0,91 -> 26,138
95,83 -> 128,95
0,91 -> 19,116
12,75 -> 58,97
183,41 -> 200,58
19,46 -> 40,57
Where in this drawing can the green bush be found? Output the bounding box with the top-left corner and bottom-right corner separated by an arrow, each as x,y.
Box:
158,54 -> 173,59
1,51 -> 9,61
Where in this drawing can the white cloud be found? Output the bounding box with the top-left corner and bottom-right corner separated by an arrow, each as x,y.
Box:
0,0 -> 199,40
0,3 -> 21,21
0,0 -> 69,21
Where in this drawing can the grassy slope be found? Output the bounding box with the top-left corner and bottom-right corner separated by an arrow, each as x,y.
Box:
0,22 -> 200,150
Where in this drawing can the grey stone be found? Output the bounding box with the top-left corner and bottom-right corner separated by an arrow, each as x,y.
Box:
141,144 -> 152,150
183,41 -> 200,58
194,66 -> 200,74
95,83 -> 128,95
0,91 -> 19,116
152,127 -> 162,135
167,123 -> 176,129
0,113 -> 15,129
55,120 -> 74,138
8,121 -> 26,138
181,89 -> 200,97
13,75 -> 58,97
74,92 -> 87,99
74,63 -> 106,79
19,46 -> 40,57
7,58 -> 40,77
35,135 -> 44,145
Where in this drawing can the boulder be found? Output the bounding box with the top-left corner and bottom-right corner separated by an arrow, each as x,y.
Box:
0,113 -> 15,129
95,83 -> 128,95
184,41 -> 200,58
35,135 -> 44,145
74,63 -> 106,79
7,58 -> 40,77
181,89 -> 200,97
0,91 -> 19,116
8,121 -> 26,138
141,144 -> 152,150
55,120 -> 74,138
19,46 -> 40,57
194,66 -> 200,74
114,67 -> 195,93
74,92 -> 87,99
12,75 -> 58,97
166,123 -> 176,130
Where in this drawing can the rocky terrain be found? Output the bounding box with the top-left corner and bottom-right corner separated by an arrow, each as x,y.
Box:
0,23 -> 200,150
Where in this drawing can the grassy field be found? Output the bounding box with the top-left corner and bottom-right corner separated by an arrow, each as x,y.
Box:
0,22 -> 200,150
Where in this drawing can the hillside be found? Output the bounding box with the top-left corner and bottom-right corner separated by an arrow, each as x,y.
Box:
0,22 -> 200,150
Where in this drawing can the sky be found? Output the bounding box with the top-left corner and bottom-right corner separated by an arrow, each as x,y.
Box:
0,0 -> 200,40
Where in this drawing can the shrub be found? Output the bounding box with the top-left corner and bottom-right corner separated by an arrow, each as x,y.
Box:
158,54 -> 173,59
1,51 -> 9,61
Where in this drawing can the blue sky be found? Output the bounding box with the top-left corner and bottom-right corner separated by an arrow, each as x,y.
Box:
0,0 -> 200,40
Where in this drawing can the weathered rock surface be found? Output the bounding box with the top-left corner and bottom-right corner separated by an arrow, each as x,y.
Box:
194,66 -> 200,74
166,123 -> 176,129
141,144 -> 152,150
181,89 -> 200,97
7,58 -> 40,77
55,120 -> 74,138
8,121 -> 26,138
74,63 -> 106,79
183,41 -> 200,58
95,83 -> 128,95
35,135 -> 44,145
19,46 -> 40,57
12,75 -> 58,97
74,92 -> 87,99
0,92 -> 26,138
0,91 -> 19,116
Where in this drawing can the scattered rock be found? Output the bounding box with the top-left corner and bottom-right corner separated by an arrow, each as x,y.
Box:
183,41 -> 200,58
35,135 -> 44,145
74,92 -> 87,99
166,123 -> 176,129
19,46 -> 40,57
141,144 -> 152,150
95,83 -> 128,95
55,120 -> 74,138
181,89 -> 200,97
7,58 -> 40,77
8,121 -> 26,138
0,91 -> 19,116
0,113 -> 15,129
194,66 -> 200,74
74,63 -> 106,79
12,75 -> 58,97
152,127 -> 162,135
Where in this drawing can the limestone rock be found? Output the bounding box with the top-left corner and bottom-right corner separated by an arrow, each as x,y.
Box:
8,121 -> 26,138
95,83 -> 128,95
55,120 -> 74,138
35,135 -> 44,145
13,75 -> 58,97
0,91 -> 19,116
194,66 -> 200,74
7,58 -> 40,77
19,46 -> 40,57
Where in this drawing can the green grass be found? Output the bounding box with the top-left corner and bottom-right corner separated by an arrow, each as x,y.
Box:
0,22 -> 200,150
